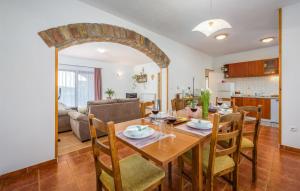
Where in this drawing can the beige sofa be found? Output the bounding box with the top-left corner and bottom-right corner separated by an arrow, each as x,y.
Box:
68,98 -> 141,141
58,103 -> 73,133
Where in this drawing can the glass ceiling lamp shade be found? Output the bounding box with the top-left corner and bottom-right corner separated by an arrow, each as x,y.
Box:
192,19 -> 232,37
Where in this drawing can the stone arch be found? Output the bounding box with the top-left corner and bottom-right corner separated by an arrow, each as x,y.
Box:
38,23 -> 170,68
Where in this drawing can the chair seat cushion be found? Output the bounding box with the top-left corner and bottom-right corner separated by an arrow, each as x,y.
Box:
183,145 -> 235,175
241,137 -> 254,149
100,154 -> 165,191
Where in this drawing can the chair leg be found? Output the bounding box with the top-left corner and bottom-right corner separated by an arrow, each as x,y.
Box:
252,149 -> 257,182
158,183 -> 164,191
96,177 -> 103,191
178,157 -> 184,191
206,176 -> 213,191
232,168 -> 238,191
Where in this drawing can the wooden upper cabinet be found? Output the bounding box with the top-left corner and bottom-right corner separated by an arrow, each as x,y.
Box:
225,58 -> 278,78
263,58 -> 279,75
248,61 -> 264,77
227,62 -> 249,78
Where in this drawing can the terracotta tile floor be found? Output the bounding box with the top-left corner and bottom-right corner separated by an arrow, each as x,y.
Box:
1,126 -> 300,191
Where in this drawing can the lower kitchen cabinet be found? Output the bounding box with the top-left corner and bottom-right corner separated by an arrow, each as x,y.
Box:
233,97 -> 271,119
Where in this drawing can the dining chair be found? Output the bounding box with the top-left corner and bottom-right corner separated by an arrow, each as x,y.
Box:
88,114 -> 165,191
171,98 -> 186,111
140,101 -> 154,118
178,112 -> 245,191
216,97 -> 236,108
233,105 -> 262,182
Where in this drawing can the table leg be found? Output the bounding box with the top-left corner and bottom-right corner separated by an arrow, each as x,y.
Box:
192,144 -> 203,191
168,162 -> 172,189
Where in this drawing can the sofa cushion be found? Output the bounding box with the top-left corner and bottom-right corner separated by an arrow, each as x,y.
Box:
88,98 -> 139,107
78,106 -> 87,114
68,111 -> 88,121
58,109 -> 70,116
89,100 -> 140,124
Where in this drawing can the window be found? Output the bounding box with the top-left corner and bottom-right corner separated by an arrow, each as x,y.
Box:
205,76 -> 209,89
58,67 -> 94,107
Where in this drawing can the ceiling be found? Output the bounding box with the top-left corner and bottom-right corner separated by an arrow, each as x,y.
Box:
81,0 -> 299,56
59,42 -> 152,65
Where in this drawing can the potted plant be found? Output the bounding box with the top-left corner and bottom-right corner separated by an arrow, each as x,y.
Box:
105,88 -> 115,99
200,89 -> 211,119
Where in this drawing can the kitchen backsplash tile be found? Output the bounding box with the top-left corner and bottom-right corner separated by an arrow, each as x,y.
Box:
225,76 -> 279,96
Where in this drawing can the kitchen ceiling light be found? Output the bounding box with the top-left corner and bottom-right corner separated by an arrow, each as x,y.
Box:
261,37 -> 275,43
193,19 -> 232,37
215,34 -> 228,40
97,48 -> 107,53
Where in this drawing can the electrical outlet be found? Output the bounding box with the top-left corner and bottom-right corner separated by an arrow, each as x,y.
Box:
289,125 -> 298,132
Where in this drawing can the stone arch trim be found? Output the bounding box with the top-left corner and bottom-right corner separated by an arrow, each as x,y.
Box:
38,23 -> 170,68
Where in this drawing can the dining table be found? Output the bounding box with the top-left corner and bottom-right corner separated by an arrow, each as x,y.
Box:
114,107 -> 217,191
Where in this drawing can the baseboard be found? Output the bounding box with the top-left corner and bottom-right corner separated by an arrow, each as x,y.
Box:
280,145 -> 300,153
0,159 -> 57,180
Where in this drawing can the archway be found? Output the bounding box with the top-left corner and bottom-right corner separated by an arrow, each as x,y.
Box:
38,23 -> 170,67
38,23 -> 170,157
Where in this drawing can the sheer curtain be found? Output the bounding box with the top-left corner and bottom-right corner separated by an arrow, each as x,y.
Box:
58,68 -> 95,107
58,70 -> 76,107
77,71 -> 94,107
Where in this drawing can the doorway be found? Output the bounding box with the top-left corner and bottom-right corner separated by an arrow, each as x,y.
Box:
39,23 -> 170,158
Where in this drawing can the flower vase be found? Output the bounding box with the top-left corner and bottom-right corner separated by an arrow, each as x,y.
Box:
202,101 -> 209,119
201,89 -> 211,120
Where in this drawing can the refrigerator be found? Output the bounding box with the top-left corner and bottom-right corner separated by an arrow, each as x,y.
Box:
271,98 -> 279,123
217,82 -> 235,98
209,72 -> 235,102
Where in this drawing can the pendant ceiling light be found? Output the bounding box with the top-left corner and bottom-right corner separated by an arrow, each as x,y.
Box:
192,0 -> 232,37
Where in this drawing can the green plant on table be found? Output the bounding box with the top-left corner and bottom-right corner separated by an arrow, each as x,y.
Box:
201,89 -> 211,119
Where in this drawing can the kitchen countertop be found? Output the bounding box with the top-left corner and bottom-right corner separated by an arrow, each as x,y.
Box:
232,95 -> 279,99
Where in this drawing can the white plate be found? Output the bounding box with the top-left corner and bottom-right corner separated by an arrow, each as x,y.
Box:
149,112 -> 169,119
187,121 -> 212,130
219,109 -> 233,115
123,125 -> 155,139
221,103 -> 230,109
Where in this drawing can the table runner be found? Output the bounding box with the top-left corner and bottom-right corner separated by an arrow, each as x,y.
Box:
116,130 -> 171,148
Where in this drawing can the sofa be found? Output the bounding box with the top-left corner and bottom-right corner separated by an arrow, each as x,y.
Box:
58,103 -> 73,133
68,98 -> 141,142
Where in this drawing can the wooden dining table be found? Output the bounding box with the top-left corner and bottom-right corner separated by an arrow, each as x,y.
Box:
114,108 -> 215,191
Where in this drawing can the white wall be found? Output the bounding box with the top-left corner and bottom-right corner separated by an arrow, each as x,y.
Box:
133,62 -> 160,99
59,55 -> 134,99
0,0 -> 212,175
212,46 -> 279,95
282,2 -> 300,148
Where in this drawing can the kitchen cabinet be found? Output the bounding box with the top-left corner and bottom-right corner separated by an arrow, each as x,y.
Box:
227,62 -> 249,78
235,97 -> 243,107
248,61 -> 264,76
263,58 -> 279,75
233,97 -> 271,119
224,58 -> 278,78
